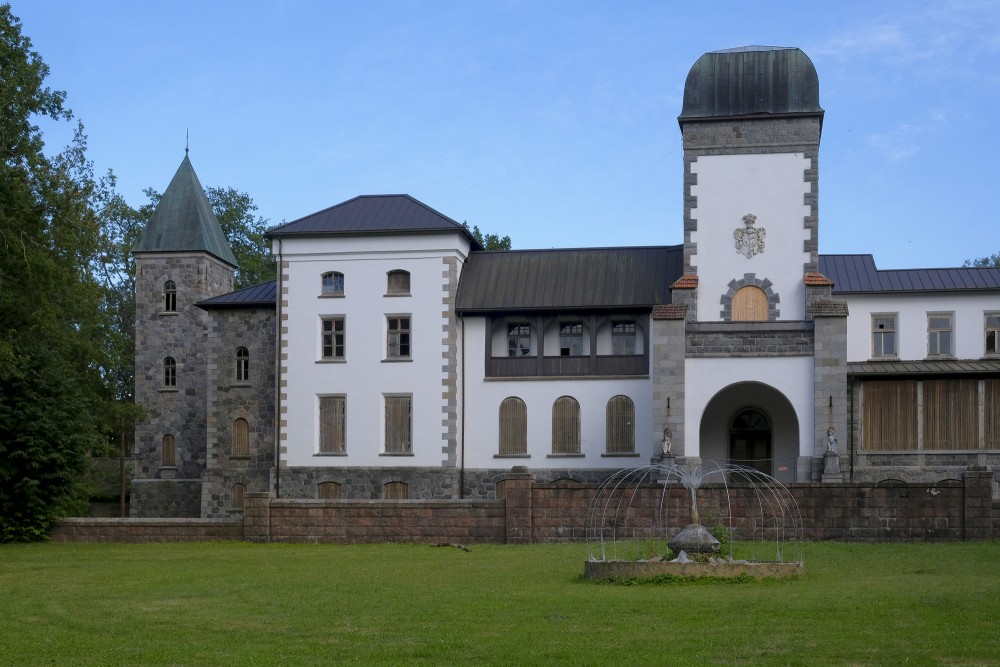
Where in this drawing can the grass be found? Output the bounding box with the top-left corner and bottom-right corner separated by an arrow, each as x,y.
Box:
1,541 -> 998,666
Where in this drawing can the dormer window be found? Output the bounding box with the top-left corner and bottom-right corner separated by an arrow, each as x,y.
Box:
164,281 -> 177,312
321,272 -> 344,296
386,270 -> 410,296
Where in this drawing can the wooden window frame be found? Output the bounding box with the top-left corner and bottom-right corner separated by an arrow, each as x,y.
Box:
871,313 -> 898,359
386,315 -> 411,359
318,395 -> 346,454
558,322 -> 583,357
384,394 -> 412,454
611,321 -> 637,356
163,280 -> 177,312
163,356 -> 176,387
321,317 -> 345,360
985,312 -> 1000,356
235,347 -> 249,382
927,312 -> 954,358
507,323 -> 531,357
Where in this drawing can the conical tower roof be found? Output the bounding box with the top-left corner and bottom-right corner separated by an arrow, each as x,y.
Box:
134,153 -> 238,267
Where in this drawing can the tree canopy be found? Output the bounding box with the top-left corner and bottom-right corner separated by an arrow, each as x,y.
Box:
463,222 -> 512,251
965,253 -> 1000,269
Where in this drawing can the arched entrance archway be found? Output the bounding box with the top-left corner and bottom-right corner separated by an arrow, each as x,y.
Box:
730,408 -> 772,474
699,382 -> 800,482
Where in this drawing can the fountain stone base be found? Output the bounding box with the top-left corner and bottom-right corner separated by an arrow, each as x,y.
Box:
584,559 -> 803,580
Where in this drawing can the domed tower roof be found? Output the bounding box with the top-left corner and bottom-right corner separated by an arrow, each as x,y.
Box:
678,46 -> 822,125
134,153 -> 238,267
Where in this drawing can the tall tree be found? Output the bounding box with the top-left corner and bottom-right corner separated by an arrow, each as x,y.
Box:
462,222 -> 512,251
965,254 -> 1000,269
0,5 -> 107,540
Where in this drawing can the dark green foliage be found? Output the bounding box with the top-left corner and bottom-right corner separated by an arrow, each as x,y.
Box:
964,253 -> 1000,268
0,5 -> 105,540
462,221 -> 512,250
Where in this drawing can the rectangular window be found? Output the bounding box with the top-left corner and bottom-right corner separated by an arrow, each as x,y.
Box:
612,321 -> 636,355
986,313 -> 1000,355
322,317 -> 345,359
319,395 -> 346,454
384,395 -> 412,453
387,316 -> 411,358
507,323 -> 531,357
927,313 -> 953,357
871,314 -> 897,358
322,272 -> 344,296
559,322 -> 583,357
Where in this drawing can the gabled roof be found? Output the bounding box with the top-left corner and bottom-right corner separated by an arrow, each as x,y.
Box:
197,280 -> 276,310
133,154 -> 238,267
455,246 -> 683,313
819,254 -> 1000,294
267,194 -> 481,248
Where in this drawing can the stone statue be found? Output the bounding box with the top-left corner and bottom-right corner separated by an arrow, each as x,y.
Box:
826,427 -> 838,454
660,427 -> 673,455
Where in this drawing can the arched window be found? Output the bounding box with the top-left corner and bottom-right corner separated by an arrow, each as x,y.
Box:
552,396 -> 581,454
383,481 -> 408,500
606,395 -> 635,453
732,286 -> 768,321
235,347 -> 249,382
317,481 -> 342,499
232,418 -> 250,457
162,434 -> 176,467
498,397 -> 527,455
231,483 -> 246,511
163,357 -> 176,387
322,271 -> 344,296
386,270 -> 410,295
164,281 -> 176,312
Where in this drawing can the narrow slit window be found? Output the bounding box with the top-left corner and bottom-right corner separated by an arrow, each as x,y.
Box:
163,281 -> 177,312
235,347 -> 249,382
163,357 -> 176,387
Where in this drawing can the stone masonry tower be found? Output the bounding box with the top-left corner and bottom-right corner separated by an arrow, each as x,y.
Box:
131,152 -> 237,517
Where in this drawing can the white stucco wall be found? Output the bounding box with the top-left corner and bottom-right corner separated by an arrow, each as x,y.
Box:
275,233 -> 470,467
463,317 -> 654,468
843,292 -> 999,362
690,153 -> 811,321
684,356 -> 814,472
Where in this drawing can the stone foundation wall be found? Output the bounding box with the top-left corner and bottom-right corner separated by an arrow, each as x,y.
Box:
277,466 -> 461,499
129,479 -> 202,518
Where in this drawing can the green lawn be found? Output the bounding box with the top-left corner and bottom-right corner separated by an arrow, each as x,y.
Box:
1,541 -> 998,666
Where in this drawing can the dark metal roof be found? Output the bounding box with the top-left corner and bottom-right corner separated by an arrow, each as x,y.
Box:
819,254 -> 1000,294
679,46 -> 822,123
849,359 -> 1000,376
267,194 -> 481,248
134,154 -> 238,267
197,280 -> 276,310
455,246 -> 683,313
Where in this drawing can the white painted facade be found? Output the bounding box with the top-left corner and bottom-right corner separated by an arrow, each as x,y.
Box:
276,233 -> 470,468
843,292 -> 1000,362
689,153 -> 812,321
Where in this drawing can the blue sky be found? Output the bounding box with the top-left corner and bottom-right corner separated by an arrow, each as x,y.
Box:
12,0 -> 1000,268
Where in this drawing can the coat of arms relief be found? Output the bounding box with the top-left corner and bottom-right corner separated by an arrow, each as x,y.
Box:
734,213 -> 766,259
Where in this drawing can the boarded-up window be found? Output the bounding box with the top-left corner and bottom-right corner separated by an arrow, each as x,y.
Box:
162,434 -> 176,467
924,379 -> 978,450
319,396 -> 346,454
317,481 -> 342,499
732,286 -> 767,321
552,396 -> 580,454
383,481 -> 408,499
985,380 -> 1000,449
232,418 -> 250,456
387,270 -> 410,295
498,397 -> 527,455
231,483 -> 246,510
606,395 -> 635,453
385,396 -> 412,453
862,381 -> 918,451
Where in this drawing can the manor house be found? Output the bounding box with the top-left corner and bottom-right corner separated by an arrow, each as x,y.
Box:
130,46 -> 1000,518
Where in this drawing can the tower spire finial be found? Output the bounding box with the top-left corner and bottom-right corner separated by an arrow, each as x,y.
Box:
185,128 -> 189,155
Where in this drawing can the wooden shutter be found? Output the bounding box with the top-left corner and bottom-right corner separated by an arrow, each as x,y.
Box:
319,396 -> 346,453
231,484 -> 246,510
862,381 -> 917,451
498,397 -> 527,455
162,434 -> 176,466
383,481 -> 408,500
552,396 -> 580,454
606,395 -> 635,453
385,396 -> 412,453
317,481 -> 342,499
732,286 -> 768,321
923,379 -> 978,450
985,380 -> 1000,449
232,418 -> 249,456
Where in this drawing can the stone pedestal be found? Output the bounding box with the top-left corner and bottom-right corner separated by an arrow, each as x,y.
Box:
821,452 -> 843,483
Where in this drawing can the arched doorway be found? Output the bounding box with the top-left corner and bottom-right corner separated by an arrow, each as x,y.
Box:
730,408 -> 772,474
